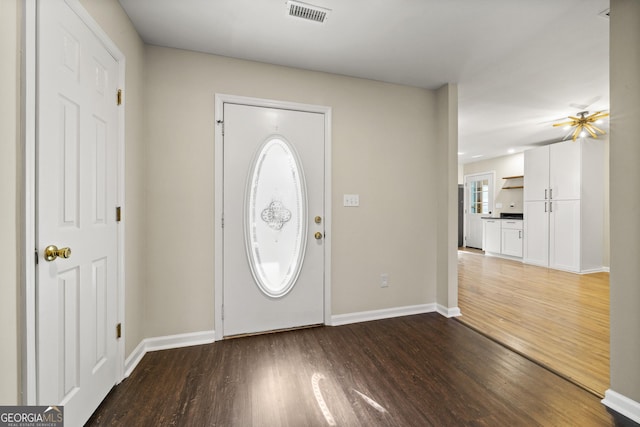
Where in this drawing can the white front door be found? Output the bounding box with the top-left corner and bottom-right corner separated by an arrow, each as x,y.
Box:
222,103 -> 325,337
465,172 -> 494,249
37,1 -> 120,425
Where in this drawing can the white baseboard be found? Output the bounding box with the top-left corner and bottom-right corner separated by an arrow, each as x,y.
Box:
437,304 -> 461,318
578,267 -> 608,274
330,303 -> 436,326
124,330 -> 216,378
123,305 -> 462,377
602,389 -> 640,424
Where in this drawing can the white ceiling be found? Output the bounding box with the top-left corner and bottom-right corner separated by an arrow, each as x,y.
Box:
118,0 -> 610,163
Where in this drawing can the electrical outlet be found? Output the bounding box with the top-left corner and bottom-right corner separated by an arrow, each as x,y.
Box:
380,273 -> 389,288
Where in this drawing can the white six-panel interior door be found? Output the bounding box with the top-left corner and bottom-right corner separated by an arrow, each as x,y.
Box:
34,1 -> 123,424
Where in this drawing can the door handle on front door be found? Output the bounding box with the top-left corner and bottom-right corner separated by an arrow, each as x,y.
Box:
44,245 -> 71,262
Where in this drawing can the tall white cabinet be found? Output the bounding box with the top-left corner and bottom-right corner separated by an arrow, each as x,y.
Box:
523,140 -> 604,273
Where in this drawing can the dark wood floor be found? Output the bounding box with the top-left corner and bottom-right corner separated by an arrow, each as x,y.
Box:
87,313 -> 628,426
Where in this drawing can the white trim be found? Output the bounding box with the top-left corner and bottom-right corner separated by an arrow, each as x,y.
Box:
124,330 -> 216,378
331,304 -> 437,326
483,251 -> 524,262
213,94 -> 332,340
602,389 -> 640,424
578,267 -> 608,274
21,0 -> 37,405
23,0 -> 126,403
437,304 -> 461,318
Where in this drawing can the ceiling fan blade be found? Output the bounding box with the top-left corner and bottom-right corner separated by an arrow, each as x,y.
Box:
569,96 -> 602,111
590,124 -> 606,134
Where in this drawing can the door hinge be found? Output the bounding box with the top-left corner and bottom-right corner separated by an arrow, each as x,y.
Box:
221,214 -> 224,228
35,250 -> 39,265
117,89 -> 123,106
217,120 -> 224,136
116,206 -> 122,222
116,323 -> 122,339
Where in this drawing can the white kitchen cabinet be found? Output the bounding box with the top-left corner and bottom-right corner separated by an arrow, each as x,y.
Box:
549,200 -> 581,271
483,218 -> 523,259
549,141 -> 581,200
483,219 -> 501,254
523,146 -> 549,202
501,220 -> 523,258
523,201 -> 549,267
523,140 -> 604,273
524,142 -> 581,202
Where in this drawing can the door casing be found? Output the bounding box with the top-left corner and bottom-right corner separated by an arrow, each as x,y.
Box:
22,0 -> 126,404
214,94 -> 332,340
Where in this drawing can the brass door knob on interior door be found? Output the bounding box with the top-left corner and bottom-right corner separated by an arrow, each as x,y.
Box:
314,232 -> 323,240
44,245 -> 72,262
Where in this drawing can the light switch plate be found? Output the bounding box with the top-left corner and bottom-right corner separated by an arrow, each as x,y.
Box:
343,194 -> 360,207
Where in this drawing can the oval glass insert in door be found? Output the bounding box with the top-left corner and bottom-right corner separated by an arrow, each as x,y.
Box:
245,136 -> 307,298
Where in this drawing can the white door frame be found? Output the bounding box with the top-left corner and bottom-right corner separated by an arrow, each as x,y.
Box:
214,94 -> 332,340
22,0 -> 126,404
463,171 -> 495,248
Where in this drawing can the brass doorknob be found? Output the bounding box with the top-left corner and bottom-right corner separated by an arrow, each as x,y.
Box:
44,245 -> 72,262
314,232 -> 323,240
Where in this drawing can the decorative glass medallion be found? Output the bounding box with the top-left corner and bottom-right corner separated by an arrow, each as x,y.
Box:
245,137 -> 307,298
261,201 -> 292,230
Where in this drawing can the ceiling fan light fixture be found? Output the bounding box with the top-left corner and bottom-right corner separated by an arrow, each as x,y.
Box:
552,111 -> 609,141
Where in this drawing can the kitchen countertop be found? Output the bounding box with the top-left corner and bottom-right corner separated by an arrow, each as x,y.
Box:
481,217 -> 523,220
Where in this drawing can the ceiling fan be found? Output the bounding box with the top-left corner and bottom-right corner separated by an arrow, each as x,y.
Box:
553,110 -> 609,141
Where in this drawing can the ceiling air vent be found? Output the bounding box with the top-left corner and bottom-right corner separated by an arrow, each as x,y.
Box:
286,1 -> 331,23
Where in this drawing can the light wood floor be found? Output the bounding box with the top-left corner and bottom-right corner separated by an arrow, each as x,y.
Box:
457,249 -> 610,397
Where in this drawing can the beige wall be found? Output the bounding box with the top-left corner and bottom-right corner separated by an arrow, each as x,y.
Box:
144,46 -> 440,335
78,0 -> 147,357
463,153 -> 524,216
0,0 -> 20,405
609,0 -> 640,404
602,137 -> 610,267
436,84 -> 459,309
